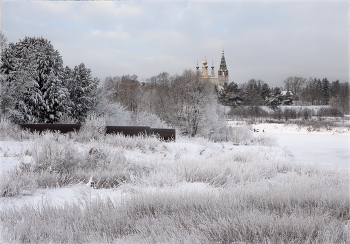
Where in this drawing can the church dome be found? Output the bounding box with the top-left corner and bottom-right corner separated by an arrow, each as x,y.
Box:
203,54 -> 207,66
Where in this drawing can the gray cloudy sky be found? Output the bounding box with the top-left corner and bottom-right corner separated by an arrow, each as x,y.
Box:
2,0 -> 349,86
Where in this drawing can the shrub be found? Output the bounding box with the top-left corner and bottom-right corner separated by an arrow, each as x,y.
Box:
0,118 -> 21,140
0,170 -> 36,197
316,107 -> 343,117
283,108 -> 297,120
299,108 -> 313,120
230,126 -> 253,145
76,113 -> 106,142
228,106 -> 270,118
30,131 -> 81,174
131,111 -> 169,128
250,133 -> 277,146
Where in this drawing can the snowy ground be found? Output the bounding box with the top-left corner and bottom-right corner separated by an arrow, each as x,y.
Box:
1,122 -> 348,212
0,134 -> 286,211
246,122 -> 350,169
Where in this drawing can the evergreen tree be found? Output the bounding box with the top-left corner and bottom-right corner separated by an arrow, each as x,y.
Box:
42,70 -> 70,123
218,81 -> 243,107
282,91 -> 293,105
330,79 -> 341,98
266,87 -> 283,109
67,63 -> 98,122
321,78 -> 330,105
242,79 -> 264,106
1,42 -> 40,122
315,78 -> 323,105
261,83 -> 270,102
0,36 -> 70,123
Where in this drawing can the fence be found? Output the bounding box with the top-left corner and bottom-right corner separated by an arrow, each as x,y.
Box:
19,124 -> 176,141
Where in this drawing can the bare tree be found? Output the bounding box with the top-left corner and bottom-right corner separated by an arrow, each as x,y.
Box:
329,82 -> 349,116
283,76 -> 306,104
155,70 -> 223,137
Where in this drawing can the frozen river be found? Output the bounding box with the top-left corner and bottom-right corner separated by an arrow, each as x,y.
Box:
269,132 -> 350,169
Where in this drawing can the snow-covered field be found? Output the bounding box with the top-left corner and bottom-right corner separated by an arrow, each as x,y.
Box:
1,122 -> 349,243
0,135 -> 288,210
247,122 -> 350,169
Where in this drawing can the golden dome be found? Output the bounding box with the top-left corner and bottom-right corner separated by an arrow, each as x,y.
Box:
202,54 -> 207,66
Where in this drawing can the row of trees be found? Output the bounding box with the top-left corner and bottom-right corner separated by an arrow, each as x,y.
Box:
218,79 -> 293,109
1,34 -> 348,137
283,76 -> 348,107
218,76 -> 349,114
102,71 -> 227,137
0,35 -> 226,137
0,36 -> 100,123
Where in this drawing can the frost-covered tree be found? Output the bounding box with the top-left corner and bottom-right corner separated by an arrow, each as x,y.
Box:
283,76 -> 306,102
282,91 -> 293,105
241,79 -> 264,106
91,81 -> 131,126
66,63 -> 98,122
261,83 -> 270,101
0,36 -> 70,123
157,70 -> 225,137
321,78 -> 330,105
1,41 -> 40,122
218,81 -> 243,107
330,80 -> 341,97
329,82 -> 349,115
266,87 -> 283,109
42,70 -> 70,122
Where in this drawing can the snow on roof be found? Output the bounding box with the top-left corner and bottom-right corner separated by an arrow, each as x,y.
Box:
281,91 -> 293,95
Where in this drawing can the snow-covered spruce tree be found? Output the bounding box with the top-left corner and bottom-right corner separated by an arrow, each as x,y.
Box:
0,36 -> 70,123
261,82 -> 271,101
321,78 -> 330,105
1,41 -> 41,122
266,87 -> 283,109
218,81 -> 243,107
42,69 -> 70,122
241,79 -> 265,107
66,63 -> 98,123
282,91 -> 293,105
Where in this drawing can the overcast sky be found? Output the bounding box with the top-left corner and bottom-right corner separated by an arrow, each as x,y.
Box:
2,0 -> 349,86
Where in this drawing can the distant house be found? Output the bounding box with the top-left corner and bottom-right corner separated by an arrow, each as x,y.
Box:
281,91 -> 293,105
281,91 -> 293,96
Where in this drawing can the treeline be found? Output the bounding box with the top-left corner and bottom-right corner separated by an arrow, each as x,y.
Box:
218,79 -> 293,109
1,34 -> 348,138
0,35 -> 227,138
219,76 -> 349,114
102,71 -> 227,138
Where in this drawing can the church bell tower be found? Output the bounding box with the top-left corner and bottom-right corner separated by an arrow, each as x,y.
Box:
218,49 -> 229,86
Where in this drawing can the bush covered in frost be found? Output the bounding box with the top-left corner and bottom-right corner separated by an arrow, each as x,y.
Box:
0,118 -> 21,140
76,113 -> 106,142
131,111 -> 169,128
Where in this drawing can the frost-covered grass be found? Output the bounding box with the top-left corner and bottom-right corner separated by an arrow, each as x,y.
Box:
0,118 -> 21,140
0,119 -> 349,243
1,163 -> 348,243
